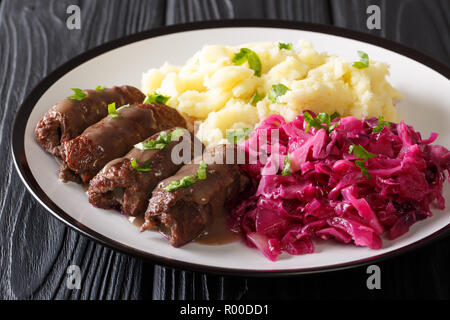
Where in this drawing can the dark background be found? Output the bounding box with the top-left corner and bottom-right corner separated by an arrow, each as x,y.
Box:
0,0 -> 449,300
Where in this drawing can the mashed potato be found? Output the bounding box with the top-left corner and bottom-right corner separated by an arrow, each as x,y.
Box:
142,40 -> 402,147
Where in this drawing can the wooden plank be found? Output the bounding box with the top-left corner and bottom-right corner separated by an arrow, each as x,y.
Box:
229,0 -> 331,21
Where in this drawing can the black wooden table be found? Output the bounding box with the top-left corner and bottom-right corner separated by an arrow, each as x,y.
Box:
0,0 -> 448,300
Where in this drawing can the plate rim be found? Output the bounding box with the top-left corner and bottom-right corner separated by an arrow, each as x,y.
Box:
11,19 -> 450,277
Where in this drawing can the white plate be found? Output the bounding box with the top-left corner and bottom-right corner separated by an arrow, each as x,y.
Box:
12,21 -> 450,275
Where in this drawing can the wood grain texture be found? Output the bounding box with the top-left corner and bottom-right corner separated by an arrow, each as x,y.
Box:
0,0 -> 448,300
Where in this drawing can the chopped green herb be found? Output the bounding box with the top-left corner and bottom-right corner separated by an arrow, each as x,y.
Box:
226,128 -> 252,144
232,48 -> 262,77
352,50 -> 369,69
134,128 -> 185,150
278,42 -> 293,50
131,158 -> 151,172
135,140 -> 165,150
329,121 -> 341,132
249,91 -> 265,104
303,111 -> 340,133
68,88 -> 87,101
349,144 -> 378,178
108,102 -> 119,118
316,113 -> 331,126
108,103 -> 129,118
349,144 -> 377,160
143,92 -> 170,104
170,128 -> 185,141
330,112 -> 340,121
164,175 -> 197,192
355,160 -> 371,178
163,160 -> 208,192
268,84 -> 290,103
197,161 -> 207,180
373,116 -> 391,132
163,161 -> 208,192
303,112 -> 319,133
281,154 -> 291,176
95,85 -> 105,91
157,131 -> 171,143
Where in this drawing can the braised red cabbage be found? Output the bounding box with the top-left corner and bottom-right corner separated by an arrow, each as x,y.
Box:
230,112 -> 450,261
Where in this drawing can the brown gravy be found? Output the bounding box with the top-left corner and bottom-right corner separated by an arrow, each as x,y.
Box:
195,207 -> 240,245
127,215 -> 145,227
126,208 -> 239,246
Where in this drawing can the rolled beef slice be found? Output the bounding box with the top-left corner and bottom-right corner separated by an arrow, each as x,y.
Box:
88,128 -> 202,217
35,85 -> 145,156
60,103 -> 187,183
141,144 -> 249,247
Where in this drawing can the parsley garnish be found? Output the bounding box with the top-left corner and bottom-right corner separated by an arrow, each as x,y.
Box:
352,50 -> 369,69
131,158 -> 151,172
169,128 -> 184,141
163,161 -> 208,192
226,128 -> 252,144
303,111 -> 340,133
268,84 -> 290,103
349,144 -> 377,160
95,85 -> 105,91
249,91 -> 265,104
355,160 -> 370,178
164,175 -> 197,192
278,42 -> 293,50
68,88 -> 87,101
330,112 -> 340,121
349,144 -> 377,178
108,103 -> 130,118
197,161 -> 207,180
108,103 -> 119,118
232,48 -> 262,77
143,92 -> 170,104
281,154 -> 291,176
134,128 -> 184,150
373,116 -> 391,132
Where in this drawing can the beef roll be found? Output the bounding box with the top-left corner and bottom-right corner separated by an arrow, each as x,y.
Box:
35,86 -> 145,156
141,144 -> 249,247
88,128 -> 202,217
60,103 -> 187,183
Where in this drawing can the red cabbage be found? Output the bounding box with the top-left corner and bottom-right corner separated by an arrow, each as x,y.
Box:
232,112 -> 450,260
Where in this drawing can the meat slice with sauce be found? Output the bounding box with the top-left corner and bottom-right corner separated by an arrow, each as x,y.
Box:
88,128 -> 202,217
141,144 -> 249,247
35,85 -> 145,157
60,103 -> 187,183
